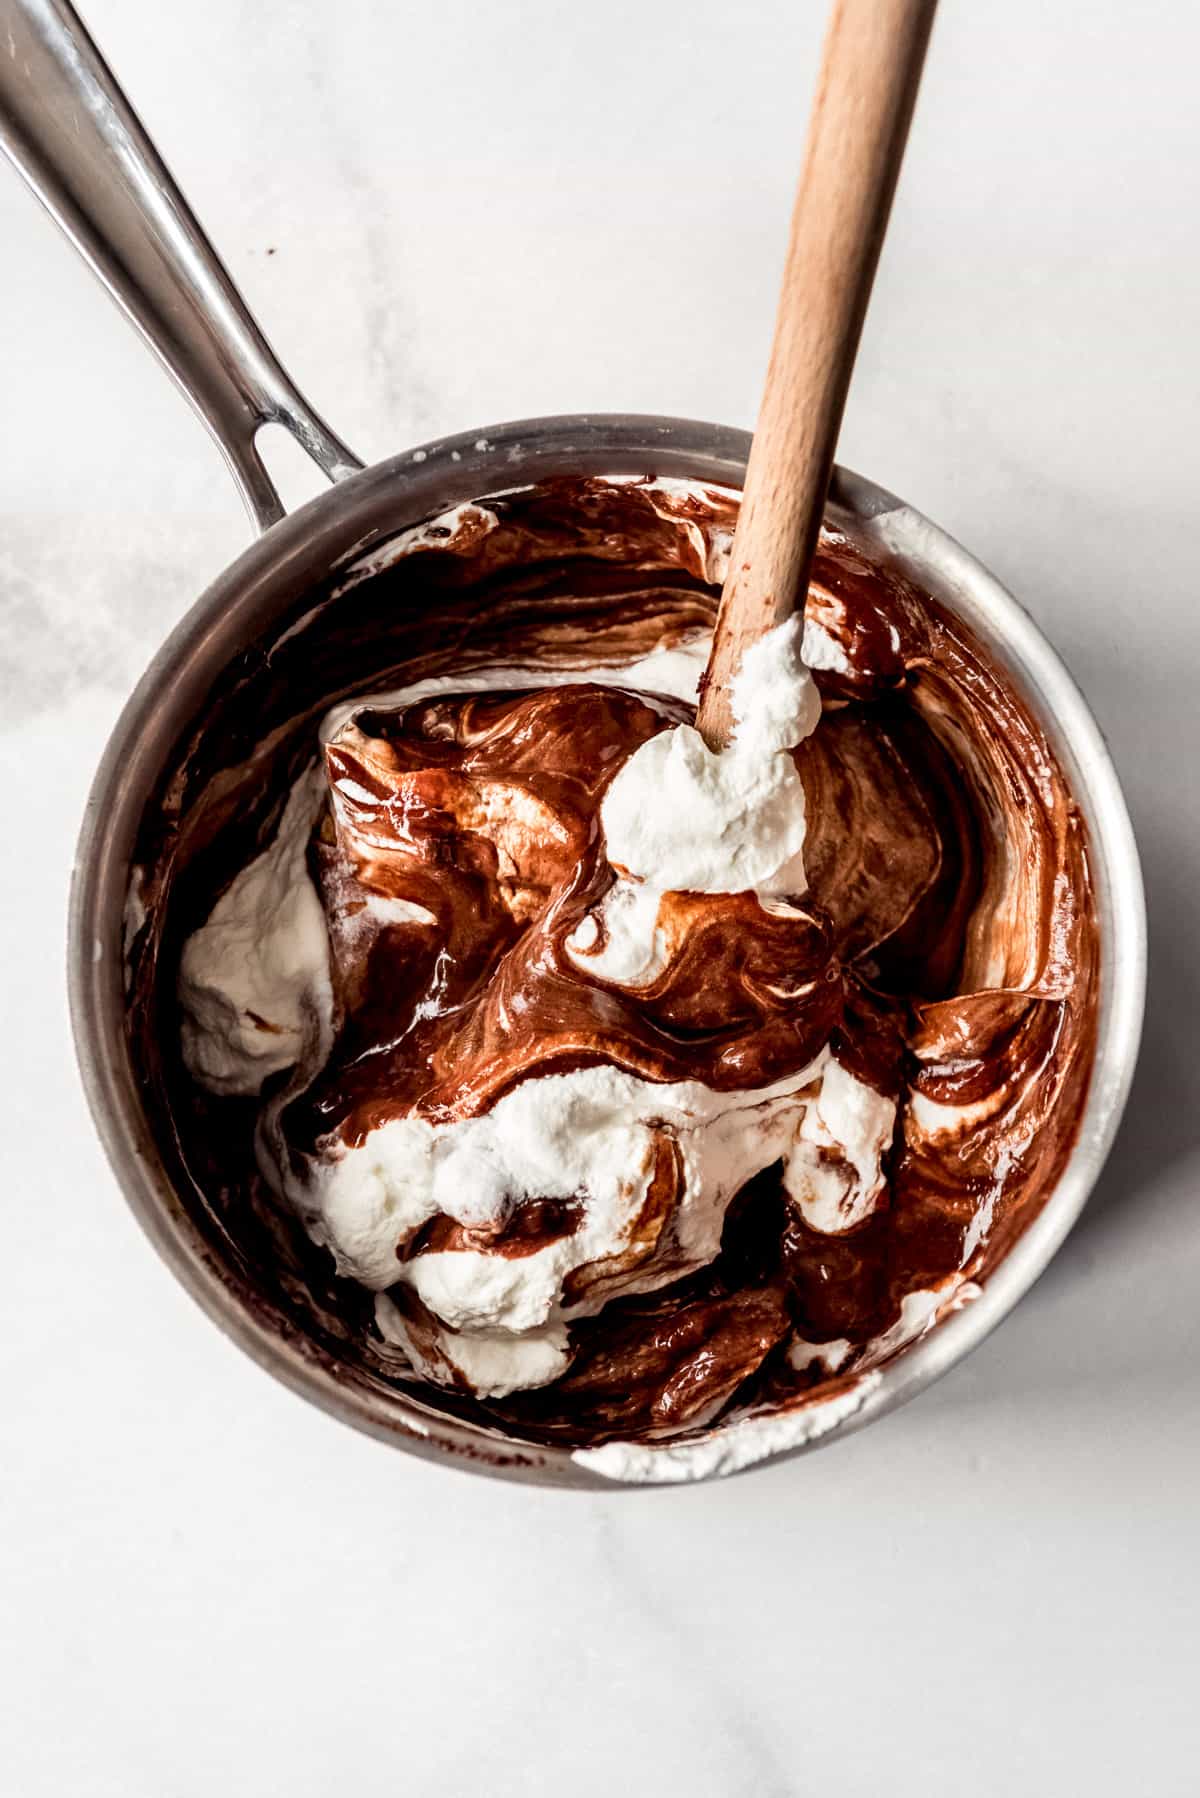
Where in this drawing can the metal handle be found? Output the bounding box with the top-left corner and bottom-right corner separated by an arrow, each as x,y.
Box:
0,0 -> 364,531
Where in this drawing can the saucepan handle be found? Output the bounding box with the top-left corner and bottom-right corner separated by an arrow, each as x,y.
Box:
0,0 -> 363,531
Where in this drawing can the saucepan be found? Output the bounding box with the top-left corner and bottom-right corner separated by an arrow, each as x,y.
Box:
1,0 -> 1145,1483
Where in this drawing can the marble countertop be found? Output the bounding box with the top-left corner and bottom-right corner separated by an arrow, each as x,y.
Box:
3,1 -> 1197,1791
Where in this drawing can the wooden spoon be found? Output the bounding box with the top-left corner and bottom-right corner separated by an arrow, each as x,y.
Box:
695,0 -> 938,749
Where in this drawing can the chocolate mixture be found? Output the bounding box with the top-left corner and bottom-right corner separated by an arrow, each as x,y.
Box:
127,478 -> 1099,1449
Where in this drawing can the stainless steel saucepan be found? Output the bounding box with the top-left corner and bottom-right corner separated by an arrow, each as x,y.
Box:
0,0 -> 1146,1484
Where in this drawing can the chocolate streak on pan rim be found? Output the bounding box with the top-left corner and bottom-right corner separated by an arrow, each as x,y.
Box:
68,413 -> 1147,1487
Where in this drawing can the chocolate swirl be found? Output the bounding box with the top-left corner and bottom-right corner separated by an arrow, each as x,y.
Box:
130,477 -> 1098,1449
302,686 -> 841,1138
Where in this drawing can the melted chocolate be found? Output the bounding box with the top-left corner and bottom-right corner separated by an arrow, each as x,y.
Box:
301,686 -> 841,1141
126,478 -> 1098,1449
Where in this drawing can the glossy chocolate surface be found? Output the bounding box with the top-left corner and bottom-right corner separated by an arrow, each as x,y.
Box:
127,479 -> 1098,1447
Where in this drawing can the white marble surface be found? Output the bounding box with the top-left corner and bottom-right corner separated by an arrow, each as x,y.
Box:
2,1 -> 1198,1790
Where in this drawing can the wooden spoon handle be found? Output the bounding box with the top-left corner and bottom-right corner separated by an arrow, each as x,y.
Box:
696,0 -> 937,748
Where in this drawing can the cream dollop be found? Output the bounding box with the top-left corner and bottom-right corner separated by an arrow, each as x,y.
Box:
178,768 -> 333,1096
566,615 -> 821,993
597,615 -> 820,899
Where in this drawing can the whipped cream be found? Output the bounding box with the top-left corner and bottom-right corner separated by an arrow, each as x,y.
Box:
179,767 -> 333,1096
305,1058 -> 827,1394
161,473 -> 1099,1477
318,638 -> 710,747
374,1298 -> 572,1400
785,1056 -> 897,1233
597,614 -> 819,899
178,611 -> 896,1402
566,614 -> 821,999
